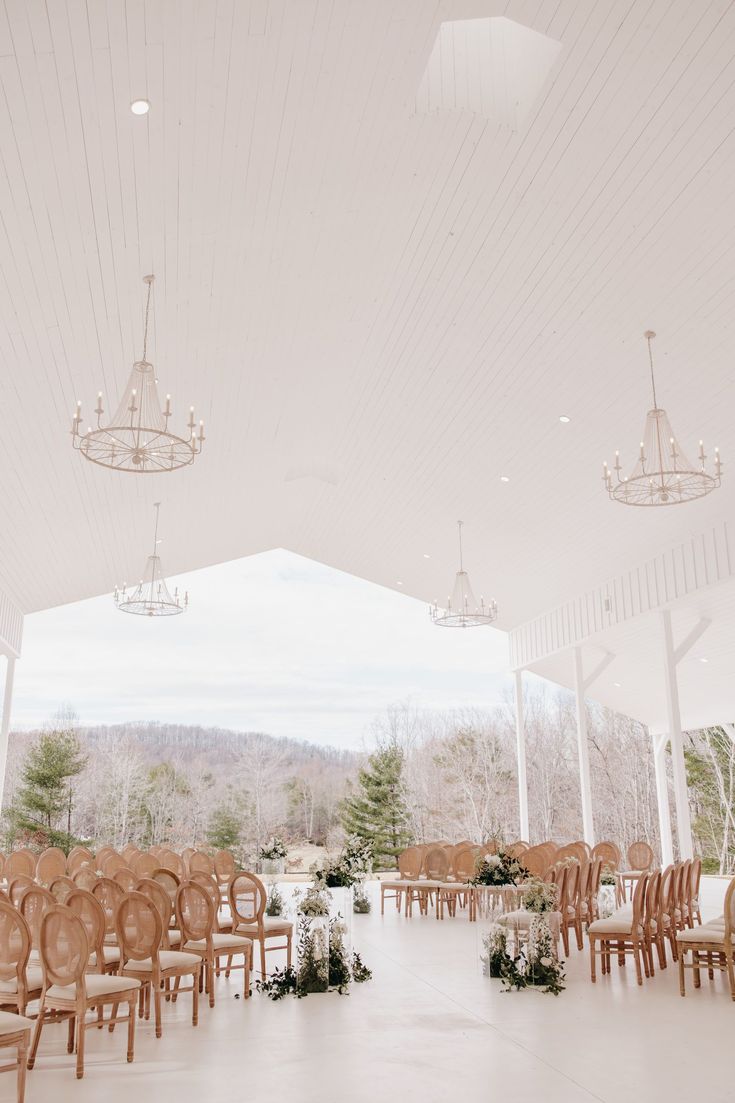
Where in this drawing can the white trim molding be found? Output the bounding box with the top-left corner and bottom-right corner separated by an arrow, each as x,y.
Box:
510,520 -> 732,670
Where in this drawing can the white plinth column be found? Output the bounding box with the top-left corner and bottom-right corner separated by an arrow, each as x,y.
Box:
573,647 -> 595,847
660,609 -> 693,859
514,670 -> 529,841
0,656 -> 15,807
652,732 -> 674,867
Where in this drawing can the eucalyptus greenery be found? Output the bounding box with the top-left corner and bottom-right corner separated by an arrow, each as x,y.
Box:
265,884 -> 285,917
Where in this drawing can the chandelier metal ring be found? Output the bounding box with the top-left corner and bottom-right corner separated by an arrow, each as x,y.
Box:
114,502 -> 188,618
603,331 -> 721,507
72,275 -> 205,473
430,521 -> 497,628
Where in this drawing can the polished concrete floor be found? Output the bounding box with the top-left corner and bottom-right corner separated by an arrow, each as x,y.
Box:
8,877 -> 731,1103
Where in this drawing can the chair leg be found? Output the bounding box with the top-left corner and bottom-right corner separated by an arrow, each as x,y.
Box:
27,1003 -> 45,1071
633,944 -> 643,986
260,940 -> 267,978
286,934 -> 292,969
67,1014 -> 75,1054
679,948 -> 686,995
17,1034 -> 27,1103
75,1015 -> 85,1079
154,984 -> 162,1039
126,996 -> 136,1063
589,938 -> 596,982
727,950 -> 735,1001
193,968 -> 199,1024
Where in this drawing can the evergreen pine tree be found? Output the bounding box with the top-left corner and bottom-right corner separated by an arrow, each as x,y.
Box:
206,805 -> 242,852
340,743 -> 412,867
10,718 -> 87,853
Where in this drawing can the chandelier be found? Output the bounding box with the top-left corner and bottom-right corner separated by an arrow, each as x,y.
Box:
603,331 -> 721,506
115,503 -> 188,617
72,275 -> 205,472
430,521 -> 497,627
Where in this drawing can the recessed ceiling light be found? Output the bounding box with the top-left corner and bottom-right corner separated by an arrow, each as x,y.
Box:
559,414 -> 571,423
396,581 -> 403,586
613,682 -> 621,688
423,553 -> 430,559
700,657 -> 709,663
130,99 -> 150,115
500,475 -> 510,483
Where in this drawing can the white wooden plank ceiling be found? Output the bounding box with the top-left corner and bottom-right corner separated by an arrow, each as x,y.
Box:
1,0 -> 735,657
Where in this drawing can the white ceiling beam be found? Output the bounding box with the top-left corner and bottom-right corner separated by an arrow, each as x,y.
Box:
673,617 -> 711,666
582,651 -> 615,693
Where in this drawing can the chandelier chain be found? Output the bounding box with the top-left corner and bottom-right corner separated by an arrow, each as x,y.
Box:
142,275 -> 154,362
645,329 -> 658,410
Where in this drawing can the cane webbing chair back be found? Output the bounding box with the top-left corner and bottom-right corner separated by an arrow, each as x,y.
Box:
135,877 -> 174,940
397,847 -> 422,880
627,841 -> 654,871
190,873 -> 220,912
113,869 -> 137,892
19,888 -> 54,951
101,853 -> 127,877
39,907 -> 89,989
189,851 -> 214,876
214,850 -> 235,881
92,878 -> 124,937
0,902 -> 30,989
116,892 -> 162,963
176,881 -> 214,944
452,847 -> 479,883
7,877 -> 35,908
121,844 -> 140,861
66,847 -> 94,876
132,852 -> 158,878
5,853 -> 34,879
228,872 -> 265,927
151,868 -> 180,899
66,889 -> 106,969
519,846 -> 546,879
158,850 -> 184,878
424,847 -> 449,882
555,843 -> 584,864
35,848 -> 66,885
72,867 -> 99,892
592,841 -> 621,870
49,876 -> 76,903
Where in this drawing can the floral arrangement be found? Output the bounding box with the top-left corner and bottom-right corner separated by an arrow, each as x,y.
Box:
481,915 -> 565,996
294,884 -> 331,917
312,834 -> 373,889
600,865 -> 616,886
259,836 -> 288,861
353,886 -> 371,914
471,849 -> 529,887
256,911 -> 372,1000
523,878 -> 558,914
265,884 -> 285,917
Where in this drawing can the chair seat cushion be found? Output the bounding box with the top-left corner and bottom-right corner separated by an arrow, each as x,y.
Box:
0,966 -> 43,996
677,926 -> 733,945
88,945 -> 120,966
0,1010 -> 32,1035
125,951 -> 200,972
46,974 -> 141,1003
167,928 -> 182,945
589,917 -> 637,936
185,933 -> 253,953
233,917 -> 292,935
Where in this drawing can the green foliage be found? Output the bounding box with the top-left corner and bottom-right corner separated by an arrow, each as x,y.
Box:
685,727 -> 735,875
340,743 -> 412,867
9,721 -> 86,853
206,805 -> 242,852
255,966 -> 298,1000
265,884 -> 284,917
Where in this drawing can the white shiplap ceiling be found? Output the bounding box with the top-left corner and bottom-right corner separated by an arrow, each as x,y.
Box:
1,0 -> 735,676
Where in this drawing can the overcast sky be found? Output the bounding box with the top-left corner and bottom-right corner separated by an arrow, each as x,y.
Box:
11,549 -> 512,749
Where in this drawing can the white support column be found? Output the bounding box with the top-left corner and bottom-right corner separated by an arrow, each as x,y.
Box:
0,656 -> 15,808
652,731 -> 674,867
573,646 -> 595,847
514,670 -> 529,841
660,609 -> 694,860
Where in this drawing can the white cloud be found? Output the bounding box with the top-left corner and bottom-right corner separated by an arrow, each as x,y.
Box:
12,550 -> 511,748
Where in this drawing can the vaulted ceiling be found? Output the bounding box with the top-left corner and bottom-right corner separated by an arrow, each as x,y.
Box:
1,0 -> 734,695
